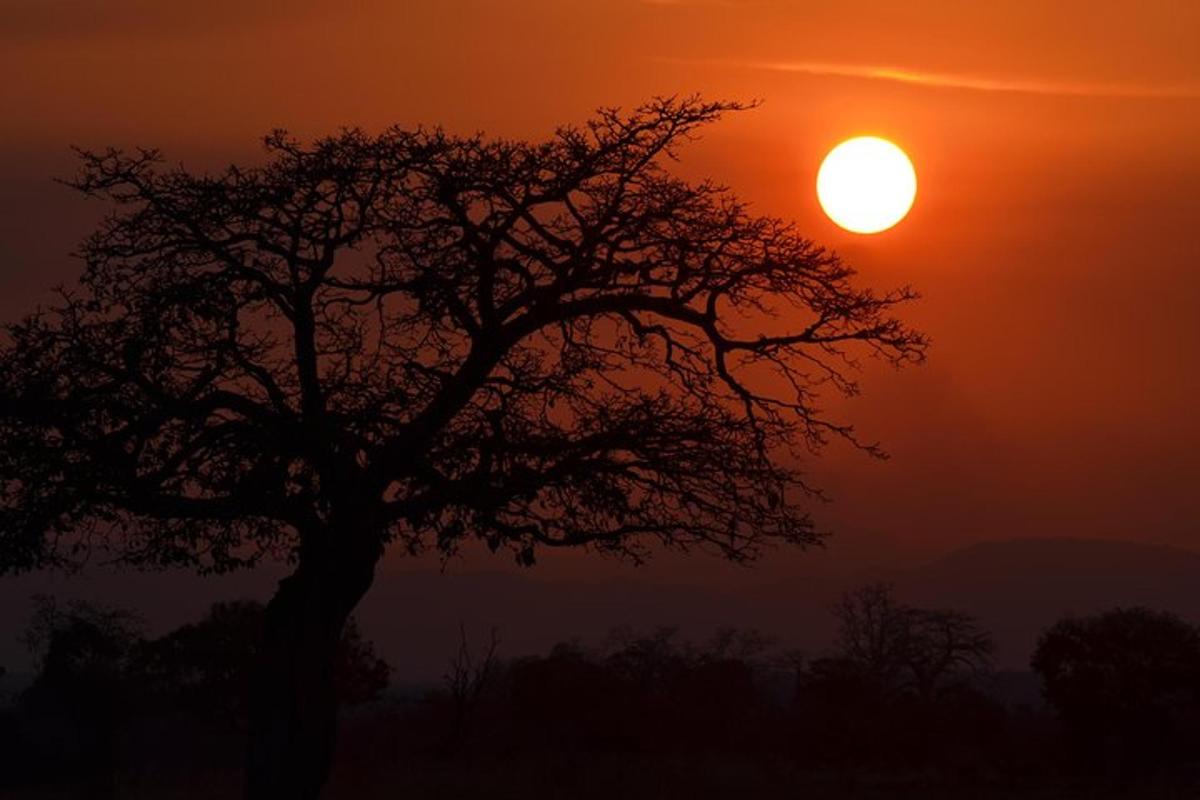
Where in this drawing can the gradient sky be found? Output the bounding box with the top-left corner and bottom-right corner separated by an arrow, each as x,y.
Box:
3,0 -> 1199,585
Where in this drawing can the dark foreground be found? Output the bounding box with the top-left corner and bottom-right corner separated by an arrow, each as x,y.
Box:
8,748 -> 1200,800
5,681 -> 1199,800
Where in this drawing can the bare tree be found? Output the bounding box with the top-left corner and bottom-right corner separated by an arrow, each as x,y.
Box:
903,606 -> 993,701
831,583 -> 912,685
832,583 -> 992,700
443,623 -> 501,753
0,96 -> 926,797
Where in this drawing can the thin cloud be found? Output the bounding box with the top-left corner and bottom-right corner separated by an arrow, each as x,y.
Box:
667,57 -> 1200,100
639,0 -> 746,7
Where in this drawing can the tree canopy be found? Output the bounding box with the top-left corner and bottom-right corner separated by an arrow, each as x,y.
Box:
1032,606 -> 1200,767
0,97 -> 926,575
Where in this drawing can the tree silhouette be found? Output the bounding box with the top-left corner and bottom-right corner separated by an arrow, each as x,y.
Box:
828,583 -> 992,700
133,601 -> 390,715
797,585 -> 995,769
0,97 -> 926,797
18,597 -> 144,792
442,623 -> 501,754
1032,607 -> 1200,771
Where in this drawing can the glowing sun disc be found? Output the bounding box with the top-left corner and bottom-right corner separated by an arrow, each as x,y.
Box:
816,136 -> 916,234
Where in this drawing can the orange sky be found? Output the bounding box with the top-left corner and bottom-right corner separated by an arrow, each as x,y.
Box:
3,0 -> 1199,581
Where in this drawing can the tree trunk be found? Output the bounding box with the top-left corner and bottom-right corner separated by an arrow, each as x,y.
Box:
243,536 -> 379,800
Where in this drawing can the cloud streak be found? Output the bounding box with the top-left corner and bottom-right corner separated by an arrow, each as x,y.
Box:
639,0 -> 744,6
666,58 -> 1200,100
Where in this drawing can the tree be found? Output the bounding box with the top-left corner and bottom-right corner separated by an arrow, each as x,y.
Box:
441,623 -> 501,753
18,597 -> 144,791
828,583 -> 993,700
828,583 -> 912,688
133,600 -> 264,717
133,601 -> 390,715
1032,607 -> 1200,770
0,97 -> 926,797
21,596 -> 144,690
903,606 -> 994,701
797,585 -> 994,768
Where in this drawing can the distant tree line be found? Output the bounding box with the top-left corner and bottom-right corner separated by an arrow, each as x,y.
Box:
4,586 -> 1200,795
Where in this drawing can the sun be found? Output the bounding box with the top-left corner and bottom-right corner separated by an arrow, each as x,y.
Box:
816,136 -> 917,234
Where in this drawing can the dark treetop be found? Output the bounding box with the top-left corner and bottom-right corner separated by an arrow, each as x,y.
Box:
0,97 -> 926,576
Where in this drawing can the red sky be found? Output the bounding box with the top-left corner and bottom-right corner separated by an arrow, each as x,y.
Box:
3,0 -> 1199,584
